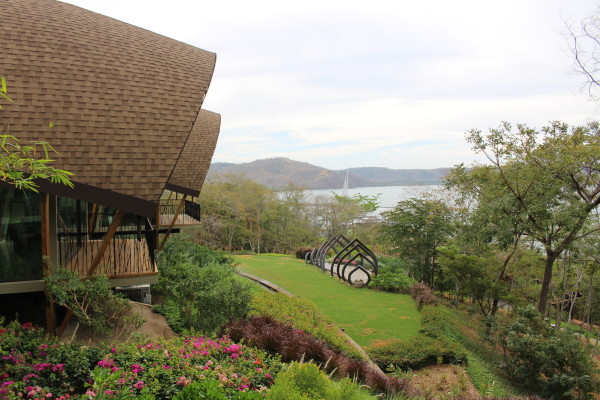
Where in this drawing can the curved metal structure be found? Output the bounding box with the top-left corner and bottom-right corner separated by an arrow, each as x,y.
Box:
316,234 -> 350,272
306,235 -> 378,286
331,238 -> 378,286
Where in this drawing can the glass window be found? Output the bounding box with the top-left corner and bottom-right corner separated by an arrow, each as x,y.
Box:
0,187 -> 42,282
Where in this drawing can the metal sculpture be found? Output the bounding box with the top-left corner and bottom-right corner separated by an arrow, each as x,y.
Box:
306,235 -> 378,286
305,234 -> 350,271
331,238 -> 378,286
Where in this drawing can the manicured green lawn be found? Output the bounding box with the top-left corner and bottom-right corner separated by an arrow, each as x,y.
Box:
234,254 -> 421,348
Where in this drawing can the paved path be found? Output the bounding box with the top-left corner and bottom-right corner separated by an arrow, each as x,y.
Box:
321,261 -> 371,284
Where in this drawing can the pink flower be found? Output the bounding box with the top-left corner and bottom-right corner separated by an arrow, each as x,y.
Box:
133,381 -> 144,390
130,364 -> 143,374
85,389 -> 96,397
52,364 -> 65,373
230,353 -> 239,359
32,363 -> 52,372
110,347 -> 117,353
176,376 -> 191,386
97,359 -> 114,369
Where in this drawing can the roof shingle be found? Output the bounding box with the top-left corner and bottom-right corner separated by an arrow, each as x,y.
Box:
1,0 -> 217,216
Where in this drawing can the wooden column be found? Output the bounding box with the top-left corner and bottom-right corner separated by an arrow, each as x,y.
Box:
86,210 -> 125,277
155,203 -> 161,248
40,193 -> 55,334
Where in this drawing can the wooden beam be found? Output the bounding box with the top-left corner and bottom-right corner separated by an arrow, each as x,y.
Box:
86,210 -> 125,277
89,203 -> 98,233
40,192 -> 55,334
158,195 -> 186,251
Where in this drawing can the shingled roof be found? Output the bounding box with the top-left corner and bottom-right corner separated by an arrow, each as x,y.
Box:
167,109 -> 221,197
1,0 -> 217,217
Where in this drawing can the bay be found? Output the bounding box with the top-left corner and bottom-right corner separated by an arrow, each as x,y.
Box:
305,184 -> 448,214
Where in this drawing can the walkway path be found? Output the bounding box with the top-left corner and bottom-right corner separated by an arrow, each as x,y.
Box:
322,261 -> 371,284
235,254 -> 421,349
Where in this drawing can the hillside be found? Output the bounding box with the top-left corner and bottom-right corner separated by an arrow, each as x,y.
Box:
348,166 -> 450,185
207,158 -> 449,190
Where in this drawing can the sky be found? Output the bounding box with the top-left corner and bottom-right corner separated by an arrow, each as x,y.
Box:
62,0 -> 600,170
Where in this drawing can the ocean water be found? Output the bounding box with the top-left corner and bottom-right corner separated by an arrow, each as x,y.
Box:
305,184 -> 451,214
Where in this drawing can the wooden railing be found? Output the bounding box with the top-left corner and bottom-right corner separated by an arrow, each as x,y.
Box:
158,199 -> 201,226
58,230 -> 157,279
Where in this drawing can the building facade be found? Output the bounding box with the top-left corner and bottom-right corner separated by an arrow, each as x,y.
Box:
0,0 -> 221,328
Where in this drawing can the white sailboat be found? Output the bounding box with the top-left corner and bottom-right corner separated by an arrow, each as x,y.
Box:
342,170 -> 349,196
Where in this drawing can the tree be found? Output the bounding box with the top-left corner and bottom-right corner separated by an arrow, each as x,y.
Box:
0,77 -> 73,191
378,198 -> 454,288
460,121 -> 600,314
565,8 -> 600,101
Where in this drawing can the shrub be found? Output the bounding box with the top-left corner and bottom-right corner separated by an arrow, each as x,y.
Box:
370,271 -> 415,293
0,319 -> 104,398
248,292 -> 363,359
0,321 -> 284,399
173,379 -> 264,400
378,257 -> 407,273
368,335 -> 467,371
154,238 -> 252,335
266,362 -> 377,400
368,305 -> 467,372
44,269 -> 143,337
492,305 -> 598,400
223,316 -> 408,396
410,282 -> 436,310
418,304 -> 450,339
295,247 -> 312,260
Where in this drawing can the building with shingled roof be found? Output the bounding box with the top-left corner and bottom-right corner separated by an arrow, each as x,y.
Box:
0,0 -> 221,330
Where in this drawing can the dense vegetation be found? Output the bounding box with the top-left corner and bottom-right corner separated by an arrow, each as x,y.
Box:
190,174 -> 379,253
0,319 -> 283,399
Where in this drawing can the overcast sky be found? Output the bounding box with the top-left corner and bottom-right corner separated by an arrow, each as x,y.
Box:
63,0 -> 599,170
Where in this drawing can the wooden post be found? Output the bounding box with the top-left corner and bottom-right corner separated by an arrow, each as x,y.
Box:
40,193 -> 55,334
86,210 -> 125,277
89,203 -> 98,233
158,195 -> 186,251
155,203 -> 161,248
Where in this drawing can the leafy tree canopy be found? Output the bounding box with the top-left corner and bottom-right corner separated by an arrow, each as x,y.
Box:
0,76 -> 74,191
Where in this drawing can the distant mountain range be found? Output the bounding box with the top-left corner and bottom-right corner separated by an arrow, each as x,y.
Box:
207,158 -> 449,190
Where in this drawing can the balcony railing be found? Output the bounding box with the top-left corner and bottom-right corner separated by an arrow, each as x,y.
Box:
58,230 -> 157,279
56,201 -> 157,279
159,199 -> 201,226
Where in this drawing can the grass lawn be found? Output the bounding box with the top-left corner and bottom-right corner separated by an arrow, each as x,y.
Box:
234,254 -> 421,348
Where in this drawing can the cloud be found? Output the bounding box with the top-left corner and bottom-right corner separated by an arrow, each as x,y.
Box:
62,0 -> 600,170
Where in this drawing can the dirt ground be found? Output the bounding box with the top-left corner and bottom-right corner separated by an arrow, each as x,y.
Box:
68,302 -> 176,346
408,364 -> 480,400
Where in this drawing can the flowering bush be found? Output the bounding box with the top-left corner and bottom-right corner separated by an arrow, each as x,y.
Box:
0,319 -> 104,399
0,319 -> 283,400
